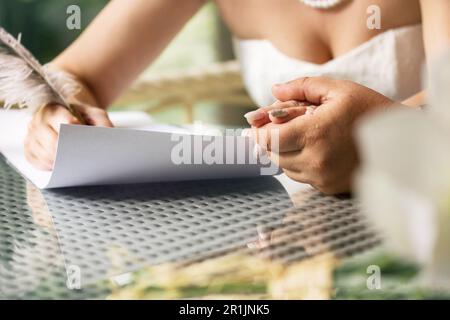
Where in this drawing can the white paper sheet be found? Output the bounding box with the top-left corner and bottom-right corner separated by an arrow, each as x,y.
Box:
0,110 -> 274,189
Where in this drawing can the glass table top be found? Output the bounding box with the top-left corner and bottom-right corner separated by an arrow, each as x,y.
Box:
0,154 -> 385,299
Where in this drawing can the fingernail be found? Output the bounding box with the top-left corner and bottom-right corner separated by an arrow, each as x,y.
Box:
270,109 -> 288,118
244,110 -> 265,122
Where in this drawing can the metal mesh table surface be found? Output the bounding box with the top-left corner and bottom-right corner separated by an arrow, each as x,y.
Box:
0,155 -> 380,299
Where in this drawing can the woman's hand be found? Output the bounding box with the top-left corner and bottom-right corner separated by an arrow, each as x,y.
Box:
24,103 -> 113,171
245,77 -> 404,195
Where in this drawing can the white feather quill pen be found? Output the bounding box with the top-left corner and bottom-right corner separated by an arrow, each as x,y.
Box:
0,27 -> 84,122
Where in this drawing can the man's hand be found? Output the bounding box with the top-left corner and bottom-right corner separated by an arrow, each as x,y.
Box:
245,77 -> 402,195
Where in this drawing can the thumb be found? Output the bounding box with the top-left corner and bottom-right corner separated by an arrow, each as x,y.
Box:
272,76 -> 338,104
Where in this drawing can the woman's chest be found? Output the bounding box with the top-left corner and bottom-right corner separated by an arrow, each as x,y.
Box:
215,0 -> 421,64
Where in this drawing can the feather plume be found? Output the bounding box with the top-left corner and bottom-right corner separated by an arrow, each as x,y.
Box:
0,27 -> 81,116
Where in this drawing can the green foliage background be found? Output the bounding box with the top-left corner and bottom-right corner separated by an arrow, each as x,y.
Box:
0,0 -> 107,63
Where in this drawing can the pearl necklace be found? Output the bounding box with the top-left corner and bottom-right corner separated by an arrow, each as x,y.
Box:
300,0 -> 345,9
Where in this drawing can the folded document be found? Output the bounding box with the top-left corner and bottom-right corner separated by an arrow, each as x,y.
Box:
0,110 -> 277,189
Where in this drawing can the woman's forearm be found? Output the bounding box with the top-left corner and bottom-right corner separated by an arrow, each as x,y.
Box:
52,0 -> 204,109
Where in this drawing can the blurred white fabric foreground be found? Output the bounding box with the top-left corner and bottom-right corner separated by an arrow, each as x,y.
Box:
356,50 -> 450,289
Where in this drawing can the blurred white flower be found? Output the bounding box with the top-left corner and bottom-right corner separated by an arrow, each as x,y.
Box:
355,49 -> 450,289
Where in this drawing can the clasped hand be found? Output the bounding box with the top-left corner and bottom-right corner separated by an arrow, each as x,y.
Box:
245,77 -> 400,195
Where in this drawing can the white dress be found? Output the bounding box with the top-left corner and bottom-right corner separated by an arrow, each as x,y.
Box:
235,24 -> 425,107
